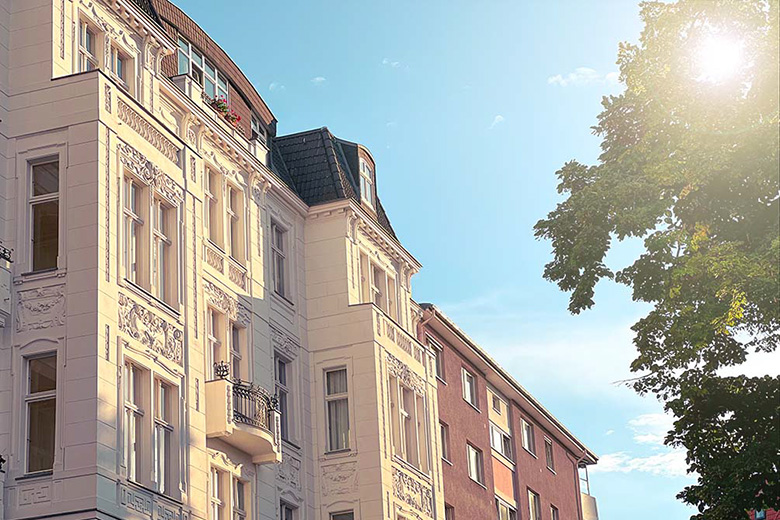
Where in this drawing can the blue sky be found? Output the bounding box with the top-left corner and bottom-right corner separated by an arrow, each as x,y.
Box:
180,0 -> 698,517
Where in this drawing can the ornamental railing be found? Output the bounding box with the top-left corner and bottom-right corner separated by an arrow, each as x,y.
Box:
213,361 -> 278,431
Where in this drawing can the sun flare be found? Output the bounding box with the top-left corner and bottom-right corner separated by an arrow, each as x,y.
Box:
695,35 -> 745,83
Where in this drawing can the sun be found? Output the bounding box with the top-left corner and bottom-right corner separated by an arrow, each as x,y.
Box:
695,35 -> 745,83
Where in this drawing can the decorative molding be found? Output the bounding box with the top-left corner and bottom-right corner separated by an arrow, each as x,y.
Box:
392,467 -> 433,516
18,482 -> 51,506
381,316 -> 424,364
117,140 -> 183,204
105,324 -> 110,361
59,0 -> 65,59
119,484 -> 152,518
195,378 -> 200,411
386,351 -> 425,395
117,293 -> 183,365
278,454 -> 302,491
117,99 -> 179,165
204,242 -> 224,273
237,303 -> 251,327
189,155 -> 196,182
203,279 -> 237,320
105,127 -> 111,281
228,261 -> 246,289
321,462 -> 358,497
271,324 -> 300,360
192,208 -> 198,338
16,285 -> 66,332
105,84 -> 112,113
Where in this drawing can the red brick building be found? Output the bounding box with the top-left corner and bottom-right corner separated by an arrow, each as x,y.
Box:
419,304 -> 599,520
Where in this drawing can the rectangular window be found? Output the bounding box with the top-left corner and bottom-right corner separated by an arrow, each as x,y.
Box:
428,337 -> 445,381
229,322 -> 244,380
208,308 -> 225,379
545,438 -> 555,471
123,177 -> 146,285
78,20 -> 97,72
251,115 -> 266,144
528,490 -> 541,520
124,362 -> 144,481
551,506 -> 560,520
210,467 -> 224,520
226,185 -> 244,262
276,355 -> 291,441
30,161 -> 60,272
233,479 -> 247,520
271,222 -> 287,298
462,368 -> 478,408
330,513 -> 354,520
440,422 -> 450,461
370,262 -> 386,310
522,420 -> 536,455
490,423 -> 512,460
25,354 -> 57,473
388,375 -> 428,472
110,45 -> 129,86
280,502 -> 296,520
359,159 -> 374,207
444,505 -> 455,520
497,499 -> 517,520
152,198 -> 175,304
466,443 -> 484,485
153,379 -> 174,494
492,395 -> 502,414
178,37 -> 228,100
325,368 -> 349,452
206,169 -> 223,248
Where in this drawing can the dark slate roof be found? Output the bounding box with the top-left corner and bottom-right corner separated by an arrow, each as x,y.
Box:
275,128 -> 397,238
130,0 -> 163,26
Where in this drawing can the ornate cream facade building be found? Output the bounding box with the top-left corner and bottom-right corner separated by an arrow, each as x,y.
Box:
0,0 -> 445,519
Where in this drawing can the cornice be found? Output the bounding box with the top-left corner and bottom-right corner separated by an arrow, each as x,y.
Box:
102,0 -> 176,53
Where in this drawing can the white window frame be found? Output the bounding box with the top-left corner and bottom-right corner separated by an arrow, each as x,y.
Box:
123,176 -> 144,285
280,501 -> 296,520
325,368 -> 350,452
178,36 -> 228,101
544,437 -> 555,472
28,159 -> 61,273
528,490 -> 541,520
276,355 -> 292,442
440,421 -> 450,462
78,19 -> 98,72
462,368 -> 478,408
428,337 -> 445,381
109,43 -> 131,90
153,378 -> 174,494
124,362 -> 144,482
208,307 -> 224,379
206,168 -> 224,249
496,498 -> 517,520
152,197 -> 174,303
226,184 -> 244,263
210,467 -> 225,520
24,353 -> 58,475
490,423 -> 513,460
551,505 -> 560,520
233,477 -> 247,520
522,419 -> 536,456
466,443 -> 484,485
359,158 -> 375,208
271,221 -> 288,298
229,321 -> 244,381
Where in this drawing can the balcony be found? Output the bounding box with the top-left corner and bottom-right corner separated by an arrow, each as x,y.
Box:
205,363 -> 282,464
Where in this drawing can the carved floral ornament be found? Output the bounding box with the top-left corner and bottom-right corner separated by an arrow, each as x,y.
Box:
117,293 -> 183,365
392,468 -> 433,516
117,100 -> 180,165
386,351 -> 426,395
271,325 -> 300,359
203,279 -> 250,326
117,140 -> 183,204
16,285 -> 66,333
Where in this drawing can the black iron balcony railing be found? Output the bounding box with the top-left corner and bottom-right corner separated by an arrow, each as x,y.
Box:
213,361 -> 279,431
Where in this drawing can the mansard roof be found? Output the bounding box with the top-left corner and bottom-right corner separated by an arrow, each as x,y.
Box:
130,0 -> 163,26
274,128 -> 397,239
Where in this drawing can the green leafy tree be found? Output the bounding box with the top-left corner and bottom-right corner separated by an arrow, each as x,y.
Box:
534,1 -> 779,518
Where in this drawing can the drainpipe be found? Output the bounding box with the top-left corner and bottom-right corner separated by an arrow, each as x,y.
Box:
570,450 -> 590,520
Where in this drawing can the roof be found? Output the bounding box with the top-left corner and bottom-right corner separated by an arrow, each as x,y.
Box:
274,128 -> 397,238
420,302 -> 599,465
129,0 -> 163,26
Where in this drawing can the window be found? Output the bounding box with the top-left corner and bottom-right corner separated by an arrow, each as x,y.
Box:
388,376 -> 428,471
359,159 -> 375,207
491,424 -> 512,460
492,395 -> 502,414
330,513 -> 354,520
428,337 -> 444,381
325,368 -> 349,451
466,444 -> 484,484
30,160 -> 60,272
440,422 -> 450,461
25,353 -> 57,473
178,37 -> 228,100
124,363 -> 144,481
208,308 -> 225,379
229,322 -> 245,380
123,177 -> 145,284
276,355 -> 291,441
444,505 -> 455,520
528,490 -> 541,520
251,115 -> 266,144
545,438 -> 555,471
210,467 -> 225,520
206,169 -> 223,248
233,479 -> 247,520
78,20 -> 97,71
522,420 -> 536,455
359,254 -> 398,318
152,198 -> 174,304
280,502 -> 296,520
110,45 -> 129,86
496,499 -> 517,520
271,222 -> 287,298
462,369 -> 478,408
226,185 -> 244,262
551,506 -> 560,520
153,379 -> 174,494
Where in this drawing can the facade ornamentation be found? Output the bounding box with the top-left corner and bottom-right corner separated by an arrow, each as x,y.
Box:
321,462 -> 358,497
278,454 -> 302,491
117,140 -> 183,204
271,325 -> 300,359
237,303 -> 251,327
117,99 -> 180,165
119,485 -> 153,517
392,468 -> 433,516
16,285 -> 66,332
105,84 -> 112,113
117,293 -> 183,365
228,262 -> 246,289
203,279 -> 238,320
204,242 -> 224,272
189,155 -> 197,182
18,482 -> 51,506
105,127 -> 112,281
59,0 -> 65,59
386,351 -> 426,394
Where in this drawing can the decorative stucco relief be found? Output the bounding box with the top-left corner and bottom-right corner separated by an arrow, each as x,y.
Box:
278,453 -> 302,491
228,262 -> 246,290
117,293 -> 183,365
16,285 -> 66,332
321,462 -> 358,497
203,279 -> 248,325
117,99 -> 179,165
18,482 -> 51,506
204,243 -> 224,273
117,140 -> 183,204
386,351 -> 426,395
271,324 -> 300,359
392,468 -> 433,516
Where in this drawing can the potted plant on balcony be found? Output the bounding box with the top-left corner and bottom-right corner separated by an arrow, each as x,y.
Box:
209,96 -> 241,127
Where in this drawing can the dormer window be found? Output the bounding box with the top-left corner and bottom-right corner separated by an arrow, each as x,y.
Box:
359,159 -> 375,208
251,115 -> 266,144
177,36 -> 228,101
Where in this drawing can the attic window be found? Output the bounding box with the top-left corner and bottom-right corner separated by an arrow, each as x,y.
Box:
177,36 -> 228,101
359,159 -> 375,208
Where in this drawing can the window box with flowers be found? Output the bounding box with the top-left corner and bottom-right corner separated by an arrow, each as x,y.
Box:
209,96 -> 241,127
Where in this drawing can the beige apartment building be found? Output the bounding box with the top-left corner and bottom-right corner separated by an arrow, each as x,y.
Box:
0,0 -> 444,519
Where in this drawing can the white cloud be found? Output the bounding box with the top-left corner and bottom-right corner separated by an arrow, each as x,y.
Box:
628,413 -> 674,445
605,429 -> 615,436
591,450 -> 690,478
547,67 -> 620,87
386,121 -> 397,128
269,81 -> 286,92
310,76 -> 327,86
382,57 -> 401,68
489,115 -> 505,129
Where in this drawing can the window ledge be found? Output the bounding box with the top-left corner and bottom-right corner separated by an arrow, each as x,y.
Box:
436,376 -> 447,385
15,267 -> 66,284
547,466 -> 557,475
463,399 -> 481,414
522,446 -> 538,459
123,278 -> 182,321
441,457 -> 453,467
468,476 -> 488,490
125,477 -> 183,505
392,455 -> 432,482
324,448 -> 352,458
271,289 -> 295,309
16,470 -> 53,481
